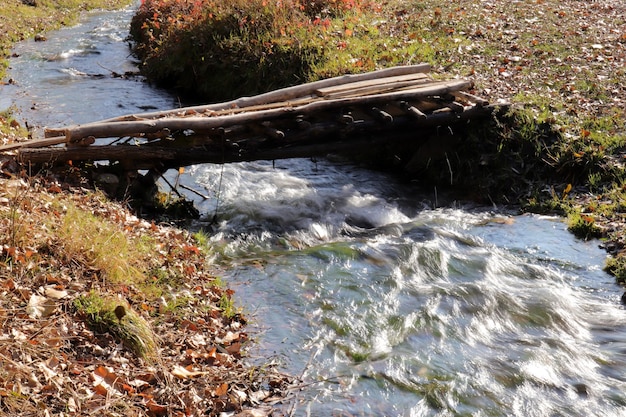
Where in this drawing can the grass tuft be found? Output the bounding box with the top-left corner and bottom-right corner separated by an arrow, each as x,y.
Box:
53,199 -> 148,284
74,292 -> 159,361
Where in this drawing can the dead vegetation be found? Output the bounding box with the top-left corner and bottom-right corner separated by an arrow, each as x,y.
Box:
0,169 -> 292,416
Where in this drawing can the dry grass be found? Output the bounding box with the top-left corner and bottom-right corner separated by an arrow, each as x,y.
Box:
0,174 -> 291,416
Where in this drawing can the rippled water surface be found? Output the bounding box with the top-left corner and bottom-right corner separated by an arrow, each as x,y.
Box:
188,160 -> 626,416
2,5 -> 626,416
1,3 -> 178,134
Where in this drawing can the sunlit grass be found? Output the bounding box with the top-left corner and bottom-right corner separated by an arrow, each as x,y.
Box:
74,291 -> 159,361
54,199 -> 149,284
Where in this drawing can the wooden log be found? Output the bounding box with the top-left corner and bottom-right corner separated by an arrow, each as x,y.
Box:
398,101 -> 427,120
74,64 -> 432,126
19,104 -> 506,165
446,101 -> 466,113
370,107 -> 393,124
57,79 -> 472,142
451,90 -> 489,106
0,135 -> 67,152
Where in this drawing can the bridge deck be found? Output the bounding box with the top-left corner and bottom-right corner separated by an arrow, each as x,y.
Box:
3,64 -> 506,172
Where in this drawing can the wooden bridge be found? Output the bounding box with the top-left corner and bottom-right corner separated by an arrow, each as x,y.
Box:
2,64 -> 505,178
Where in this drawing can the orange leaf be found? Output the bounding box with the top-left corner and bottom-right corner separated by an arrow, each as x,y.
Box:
581,129 -> 591,138
93,384 -> 108,396
562,183 -> 572,200
147,400 -> 168,416
564,183 -> 572,194
121,383 -> 135,394
344,29 -> 353,36
183,245 -> 201,255
214,383 -> 229,397
94,365 -> 108,379
207,346 -> 217,358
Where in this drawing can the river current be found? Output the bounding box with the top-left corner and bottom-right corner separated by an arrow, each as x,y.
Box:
1,4 -> 625,416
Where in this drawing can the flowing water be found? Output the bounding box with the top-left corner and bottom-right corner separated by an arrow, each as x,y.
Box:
0,5 -> 179,135
188,160 -> 626,416
2,5 -> 626,416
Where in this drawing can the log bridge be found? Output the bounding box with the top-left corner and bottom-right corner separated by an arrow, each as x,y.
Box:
1,64 -> 506,197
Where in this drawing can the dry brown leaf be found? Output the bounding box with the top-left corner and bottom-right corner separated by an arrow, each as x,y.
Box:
43,286 -> 68,299
26,294 -> 56,318
214,382 -> 229,397
171,365 -> 209,379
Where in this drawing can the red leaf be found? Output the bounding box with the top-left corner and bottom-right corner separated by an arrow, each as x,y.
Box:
146,400 -> 168,416
180,320 -> 198,331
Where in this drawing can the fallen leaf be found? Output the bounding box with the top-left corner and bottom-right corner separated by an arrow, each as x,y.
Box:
226,342 -> 241,355
214,382 -> 228,397
171,365 -> 208,379
180,319 -> 198,331
93,384 -> 108,397
44,286 -> 68,299
27,294 -> 56,318
146,400 -> 168,416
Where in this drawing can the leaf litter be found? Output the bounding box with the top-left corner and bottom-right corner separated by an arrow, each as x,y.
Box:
1,0 -> 626,414
0,174 -> 294,416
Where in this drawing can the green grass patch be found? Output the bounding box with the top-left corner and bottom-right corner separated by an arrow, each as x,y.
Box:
53,198 -> 149,284
74,291 -> 159,361
128,0 -> 464,100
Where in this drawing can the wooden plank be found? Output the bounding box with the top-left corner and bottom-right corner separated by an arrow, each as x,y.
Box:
314,73 -> 430,97
316,78 -> 433,100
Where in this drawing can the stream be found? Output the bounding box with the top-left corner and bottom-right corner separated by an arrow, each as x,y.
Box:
1,4 -> 625,416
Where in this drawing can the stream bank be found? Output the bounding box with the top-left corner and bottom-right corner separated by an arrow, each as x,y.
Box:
1,2 -> 626,416
127,0 -> 626,283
